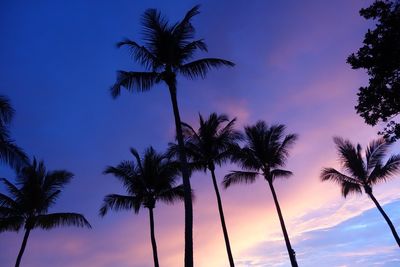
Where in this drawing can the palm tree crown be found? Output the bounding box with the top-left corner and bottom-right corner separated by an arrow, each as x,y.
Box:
173,113 -> 241,171
0,95 -> 28,169
321,137 -> 400,196
100,147 -> 185,267
100,147 -> 184,215
111,5 -> 234,97
223,122 -> 298,186
321,137 -> 400,248
0,158 -> 91,267
223,121 -> 299,267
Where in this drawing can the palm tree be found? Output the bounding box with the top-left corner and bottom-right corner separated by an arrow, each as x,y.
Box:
100,147 -> 185,267
223,121 -> 298,267
169,113 -> 241,267
0,95 -> 28,169
110,6 -> 234,265
321,137 -> 400,247
0,158 -> 91,267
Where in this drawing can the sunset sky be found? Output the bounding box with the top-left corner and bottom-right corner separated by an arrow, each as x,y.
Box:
1,0 -> 400,266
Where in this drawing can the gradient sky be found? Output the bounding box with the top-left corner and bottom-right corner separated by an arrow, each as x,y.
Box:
1,0 -> 400,266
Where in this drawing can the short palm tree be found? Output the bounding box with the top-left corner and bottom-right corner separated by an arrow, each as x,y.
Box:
223,122 -> 298,267
100,147 -> 185,267
170,113 -> 241,267
110,6 -> 234,265
321,137 -> 400,247
0,158 -> 91,267
0,95 -> 28,169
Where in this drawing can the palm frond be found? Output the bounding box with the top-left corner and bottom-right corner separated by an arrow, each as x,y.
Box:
43,170 -> 73,192
99,194 -> 140,216
179,58 -> 234,79
1,178 -> 23,200
171,5 -> 200,45
180,39 -> 208,60
111,71 -> 159,98
117,39 -> 161,70
365,138 -> 389,171
320,167 -> 362,185
333,137 -> 367,180
0,192 -> 19,209
0,216 -> 24,232
368,154 -> 400,184
157,184 -> 186,204
0,138 -> 28,169
35,213 -> 91,229
341,182 -> 363,198
0,95 -> 14,126
270,169 -> 293,180
223,171 -> 259,188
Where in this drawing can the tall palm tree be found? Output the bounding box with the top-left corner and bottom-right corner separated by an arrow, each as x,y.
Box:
169,113 -> 241,267
100,147 -> 185,267
110,6 -> 234,265
0,158 -> 91,267
223,121 -> 298,267
0,95 -> 28,169
321,137 -> 400,247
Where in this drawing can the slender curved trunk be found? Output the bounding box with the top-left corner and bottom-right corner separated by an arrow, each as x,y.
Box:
267,180 -> 298,267
210,168 -> 235,267
168,83 -> 194,267
149,208 -> 160,267
368,192 -> 400,247
15,227 -> 31,267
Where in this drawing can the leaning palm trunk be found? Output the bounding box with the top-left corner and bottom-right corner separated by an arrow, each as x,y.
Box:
15,227 -> 31,267
149,208 -> 160,267
268,180 -> 298,267
367,191 -> 400,247
210,168 -> 235,266
167,82 -> 194,267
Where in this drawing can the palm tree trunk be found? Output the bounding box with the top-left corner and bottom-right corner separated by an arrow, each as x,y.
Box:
15,227 -> 31,267
148,208 -> 160,267
210,168 -> 235,267
368,192 -> 400,247
168,83 -> 193,267
267,180 -> 298,267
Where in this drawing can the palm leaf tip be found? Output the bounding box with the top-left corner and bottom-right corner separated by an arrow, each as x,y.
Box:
35,213 -> 91,229
223,171 -> 258,188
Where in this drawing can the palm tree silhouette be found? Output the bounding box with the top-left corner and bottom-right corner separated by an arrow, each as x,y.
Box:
0,158 -> 91,267
169,113 -> 241,267
223,121 -> 298,267
0,95 -> 28,169
110,7 -> 234,265
321,137 -> 400,247
100,147 -> 185,267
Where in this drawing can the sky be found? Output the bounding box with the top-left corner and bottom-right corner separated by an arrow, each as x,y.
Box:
1,0 -> 400,266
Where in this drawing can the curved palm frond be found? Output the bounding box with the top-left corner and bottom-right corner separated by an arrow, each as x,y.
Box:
0,216 -> 24,232
320,167 -> 362,185
223,171 -> 259,188
157,184 -> 185,204
180,39 -> 208,61
365,138 -> 389,171
341,181 -> 363,198
99,194 -> 140,216
42,170 -> 73,192
111,71 -> 159,98
179,58 -> 234,79
0,95 -> 14,126
35,213 -> 91,229
271,169 -> 293,180
117,39 -> 162,70
333,137 -> 367,180
1,178 -> 23,201
0,138 -> 28,169
369,154 -> 400,185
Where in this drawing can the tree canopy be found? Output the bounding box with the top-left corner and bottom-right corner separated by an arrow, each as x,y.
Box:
347,0 -> 400,140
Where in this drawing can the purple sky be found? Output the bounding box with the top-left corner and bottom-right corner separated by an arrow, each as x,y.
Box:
1,0 -> 400,266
